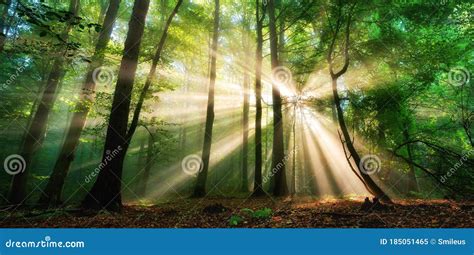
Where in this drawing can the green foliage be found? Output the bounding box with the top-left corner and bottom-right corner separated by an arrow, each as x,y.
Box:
252,208 -> 273,219
228,215 -> 244,226
228,208 -> 273,226
17,1 -> 101,50
0,0 -> 472,203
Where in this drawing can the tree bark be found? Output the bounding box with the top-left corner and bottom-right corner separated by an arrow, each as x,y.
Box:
291,106 -> 296,195
253,0 -> 265,196
268,0 -> 289,196
82,0 -> 151,212
193,0 -> 220,197
39,0 -> 121,206
179,68 -> 189,153
240,10 -> 251,193
8,0 -> 80,205
124,0 -> 183,148
326,3 -> 391,203
82,0 -> 182,211
241,69 -> 250,192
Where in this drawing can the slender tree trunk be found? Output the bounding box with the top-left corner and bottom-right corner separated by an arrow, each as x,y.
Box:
277,0 -> 285,64
253,0 -> 265,196
39,0 -> 121,206
326,3 -> 391,203
193,0 -> 220,197
180,70 -> 189,153
83,0 -> 182,211
124,0 -> 183,147
241,70 -> 250,192
134,0 -> 171,198
332,79 -> 390,202
292,106 -> 296,195
268,0 -> 288,196
82,0 -> 151,212
8,0 -> 80,205
240,12 -> 251,193
297,114 -> 305,194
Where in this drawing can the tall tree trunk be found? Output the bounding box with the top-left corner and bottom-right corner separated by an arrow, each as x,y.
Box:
241,69 -> 250,192
331,79 -> 390,202
8,0 -> 80,205
82,0 -> 151,212
240,11 -> 251,193
180,69 -> 189,153
268,0 -> 288,196
39,0 -> 121,206
193,0 -> 220,197
253,0 -> 265,196
82,0 -> 182,211
326,3 -> 391,203
123,0 -> 183,149
291,106 -> 296,195
277,0 -> 285,63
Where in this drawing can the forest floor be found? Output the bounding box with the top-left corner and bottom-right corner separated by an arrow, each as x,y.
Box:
1,197 -> 473,228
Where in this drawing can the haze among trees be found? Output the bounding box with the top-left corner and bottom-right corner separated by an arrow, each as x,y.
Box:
0,0 -> 472,227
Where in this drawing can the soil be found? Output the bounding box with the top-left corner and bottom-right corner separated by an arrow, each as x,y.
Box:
1,197 -> 473,228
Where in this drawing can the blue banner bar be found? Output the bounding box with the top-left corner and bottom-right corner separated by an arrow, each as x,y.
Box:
0,229 -> 472,255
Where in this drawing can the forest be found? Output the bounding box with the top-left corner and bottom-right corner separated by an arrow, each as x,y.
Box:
0,0 -> 473,228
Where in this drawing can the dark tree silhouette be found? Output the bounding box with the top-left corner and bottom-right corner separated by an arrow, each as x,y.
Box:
39,0 -> 122,206
82,0 -> 151,211
253,0 -> 265,196
193,0 -> 220,197
8,0 -> 80,205
82,0 -> 183,211
326,2 -> 391,203
268,0 -> 289,196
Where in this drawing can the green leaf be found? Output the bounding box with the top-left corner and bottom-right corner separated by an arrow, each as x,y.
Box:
228,215 -> 243,226
252,208 -> 272,219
